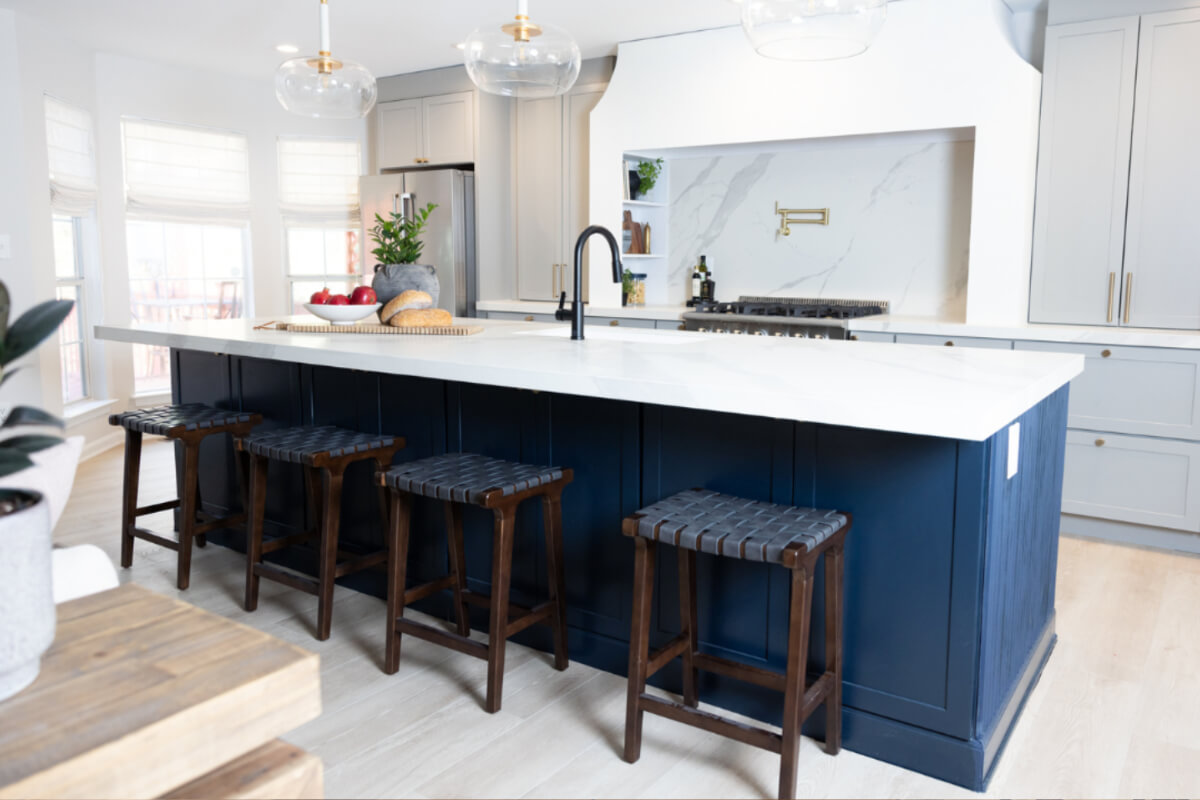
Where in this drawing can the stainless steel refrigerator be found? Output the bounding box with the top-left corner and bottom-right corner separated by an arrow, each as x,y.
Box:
360,170 -> 477,317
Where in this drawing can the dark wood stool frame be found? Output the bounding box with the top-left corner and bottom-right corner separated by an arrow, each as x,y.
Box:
622,512 -> 851,800
381,469 -> 574,713
119,416 -> 262,591
238,437 -> 406,641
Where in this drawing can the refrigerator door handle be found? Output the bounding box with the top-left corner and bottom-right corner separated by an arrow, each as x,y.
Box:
400,192 -> 415,222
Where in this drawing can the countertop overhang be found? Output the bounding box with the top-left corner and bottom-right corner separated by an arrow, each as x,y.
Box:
96,317 -> 1084,442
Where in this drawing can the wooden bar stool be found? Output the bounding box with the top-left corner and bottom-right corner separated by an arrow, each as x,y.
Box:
237,425 -> 405,641
378,453 -> 573,713
109,403 -> 263,590
621,489 -> 851,800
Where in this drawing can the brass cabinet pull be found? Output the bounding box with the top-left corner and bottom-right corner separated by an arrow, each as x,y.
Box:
1095,438 -> 1106,447
610,320 -> 620,327
524,315 -> 534,322
1107,272 -> 1116,323
551,263 -> 557,298
944,340 -> 955,347
413,158 -> 422,164
677,324 -> 686,331
849,334 -> 859,341
1123,273 -> 1133,324
1101,349 -> 1112,358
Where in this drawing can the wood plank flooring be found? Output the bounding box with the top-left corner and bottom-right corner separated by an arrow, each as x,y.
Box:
54,439 -> 1200,798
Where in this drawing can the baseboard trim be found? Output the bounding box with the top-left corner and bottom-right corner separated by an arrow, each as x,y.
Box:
80,430 -> 123,463
1061,514 -> 1200,556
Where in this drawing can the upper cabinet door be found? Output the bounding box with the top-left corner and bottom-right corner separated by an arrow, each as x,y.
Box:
377,99 -> 424,170
564,89 -> 604,303
516,96 -> 565,301
1028,17 -> 1140,326
1122,8 -> 1200,330
423,91 -> 475,166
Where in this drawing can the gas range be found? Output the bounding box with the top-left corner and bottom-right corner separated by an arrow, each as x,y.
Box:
682,296 -> 889,339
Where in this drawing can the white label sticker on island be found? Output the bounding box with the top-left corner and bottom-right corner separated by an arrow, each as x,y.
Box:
1007,422 -> 1020,479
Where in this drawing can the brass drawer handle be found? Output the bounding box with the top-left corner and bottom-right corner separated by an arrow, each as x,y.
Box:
1124,273 -> 1133,324
1101,349 -> 1112,358
1107,272 -> 1116,323
849,334 -> 858,341
610,320 -> 620,327
677,324 -> 686,331
524,315 -> 534,322
1095,438 -> 1106,447
944,341 -> 955,347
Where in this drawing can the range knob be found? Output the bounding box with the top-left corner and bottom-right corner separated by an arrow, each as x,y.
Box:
713,327 -> 725,334
732,329 -> 746,335
772,332 -> 786,337
697,327 -> 709,333
812,332 -> 828,340
791,331 -> 807,339
753,330 -> 767,336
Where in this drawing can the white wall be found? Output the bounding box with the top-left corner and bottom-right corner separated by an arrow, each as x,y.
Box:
589,0 -> 1043,325
665,132 -> 975,316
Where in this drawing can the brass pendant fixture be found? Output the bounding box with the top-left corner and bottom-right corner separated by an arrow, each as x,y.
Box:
276,0 -> 377,119
463,0 -> 581,98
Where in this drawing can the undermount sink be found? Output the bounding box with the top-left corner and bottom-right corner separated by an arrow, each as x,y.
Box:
515,326 -> 695,345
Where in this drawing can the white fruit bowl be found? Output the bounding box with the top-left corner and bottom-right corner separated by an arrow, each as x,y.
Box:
303,303 -> 382,325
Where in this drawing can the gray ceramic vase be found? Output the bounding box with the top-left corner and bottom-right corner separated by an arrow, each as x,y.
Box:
0,491 -> 53,702
372,264 -> 440,310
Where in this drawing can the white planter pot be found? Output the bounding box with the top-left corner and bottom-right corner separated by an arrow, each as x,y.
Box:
0,491 -> 54,702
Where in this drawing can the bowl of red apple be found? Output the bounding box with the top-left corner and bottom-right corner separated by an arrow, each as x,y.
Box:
304,286 -> 380,325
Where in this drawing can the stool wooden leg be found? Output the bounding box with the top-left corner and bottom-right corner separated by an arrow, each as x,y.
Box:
119,429 -> 143,569
176,441 -> 201,590
624,536 -> 656,763
484,505 -> 516,713
443,501 -> 471,637
385,490 -> 412,675
541,488 -> 569,671
779,561 -> 814,800
678,547 -> 699,707
823,545 -> 845,756
316,467 -> 344,642
244,454 -> 269,612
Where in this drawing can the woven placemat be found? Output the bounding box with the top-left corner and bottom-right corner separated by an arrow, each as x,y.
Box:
271,322 -> 483,336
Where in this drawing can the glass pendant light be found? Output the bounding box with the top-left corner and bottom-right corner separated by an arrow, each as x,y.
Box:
463,0 -> 581,99
276,0 -> 377,119
740,0 -> 888,61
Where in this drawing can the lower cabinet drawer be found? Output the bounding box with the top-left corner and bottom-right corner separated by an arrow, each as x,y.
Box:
589,317 -> 656,329
894,334 -> 1013,349
848,331 -> 895,343
484,311 -> 554,322
1063,430 -> 1200,531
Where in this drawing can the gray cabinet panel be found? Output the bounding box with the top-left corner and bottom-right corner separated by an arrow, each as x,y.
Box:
1015,341 -> 1200,439
377,99 -> 423,169
654,319 -> 686,330
1062,430 -> 1200,530
1122,8 -> 1200,330
515,96 -> 564,301
1028,17 -> 1140,326
422,91 -> 474,165
483,311 -> 554,323
848,331 -> 895,343
894,334 -> 1013,349
590,317 -> 656,329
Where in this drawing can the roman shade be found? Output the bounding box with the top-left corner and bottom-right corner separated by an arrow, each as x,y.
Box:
121,118 -> 250,224
44,96 -> 97,216
277,137 -> 361,226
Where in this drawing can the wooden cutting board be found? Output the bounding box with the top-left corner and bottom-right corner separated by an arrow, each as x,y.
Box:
274,322 -> 483,336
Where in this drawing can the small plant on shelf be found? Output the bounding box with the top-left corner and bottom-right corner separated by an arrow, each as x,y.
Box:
634,158 -> 664,199
369,202 -> 438,266
621,268 -> 634,305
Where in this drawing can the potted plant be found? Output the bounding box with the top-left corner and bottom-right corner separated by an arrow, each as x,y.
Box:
369,202 -> 440,314
631,158 -> 664,200
0,282 -> 74,702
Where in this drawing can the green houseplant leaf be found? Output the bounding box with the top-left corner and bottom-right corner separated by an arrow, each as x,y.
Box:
0,449 -> 36,479
0,434 -> 64,454
1,406 -> 64,429
368,203 -> 438,266
3,299 -> 75,367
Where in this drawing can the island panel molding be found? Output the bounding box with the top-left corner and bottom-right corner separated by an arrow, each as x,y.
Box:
128,327 -> 1074,790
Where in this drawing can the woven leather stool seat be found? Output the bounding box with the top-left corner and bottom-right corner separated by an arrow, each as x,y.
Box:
242,425 -> 400,466
627,488 -> 848,564
381,453 -> 566,506
109,403 -> 258,438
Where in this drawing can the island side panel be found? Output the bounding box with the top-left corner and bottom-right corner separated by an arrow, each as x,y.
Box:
976,385 -> 1070,775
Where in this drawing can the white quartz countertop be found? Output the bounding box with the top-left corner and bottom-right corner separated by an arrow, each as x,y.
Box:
96,317 -> 1084,442
851,315 -> 1200,349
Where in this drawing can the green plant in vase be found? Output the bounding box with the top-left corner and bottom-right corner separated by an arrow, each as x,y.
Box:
621,268 -> 634,306
635,158 -> 664,199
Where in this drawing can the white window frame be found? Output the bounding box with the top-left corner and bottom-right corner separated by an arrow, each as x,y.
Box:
51,213 -> 92,405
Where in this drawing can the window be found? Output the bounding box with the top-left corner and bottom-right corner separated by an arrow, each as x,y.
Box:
278,137 -> 363,312
122,118 -> 251,394
45,96 -> 98,405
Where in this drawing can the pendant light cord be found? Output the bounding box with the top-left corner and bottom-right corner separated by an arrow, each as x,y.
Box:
319,0 -> 331,56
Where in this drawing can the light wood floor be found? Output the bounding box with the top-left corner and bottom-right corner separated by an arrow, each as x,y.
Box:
56,440 -> 1200,799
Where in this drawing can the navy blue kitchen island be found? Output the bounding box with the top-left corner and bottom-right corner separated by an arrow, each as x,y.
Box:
144,330 -> 1074,791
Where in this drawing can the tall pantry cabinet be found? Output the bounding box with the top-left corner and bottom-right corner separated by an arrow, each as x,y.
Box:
1029,8 -> 1200,329
515,85 -> 606,302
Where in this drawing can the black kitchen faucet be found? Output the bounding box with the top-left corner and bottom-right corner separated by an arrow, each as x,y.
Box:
556,225 -> 623,341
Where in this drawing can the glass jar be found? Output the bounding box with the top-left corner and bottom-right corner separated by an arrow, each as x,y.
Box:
628,273 -> 647,307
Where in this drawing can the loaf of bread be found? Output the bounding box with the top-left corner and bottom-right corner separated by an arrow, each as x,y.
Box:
379,289 -> 433,323
388,307 -> 453,328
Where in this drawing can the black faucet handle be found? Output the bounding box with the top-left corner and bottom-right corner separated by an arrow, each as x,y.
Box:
555,291 -> 569,321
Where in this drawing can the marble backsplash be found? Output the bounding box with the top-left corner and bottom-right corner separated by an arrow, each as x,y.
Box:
666,136 -> 975,318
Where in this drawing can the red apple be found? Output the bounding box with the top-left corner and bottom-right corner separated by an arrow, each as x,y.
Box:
328,294 -> 350,305
309,287 -> 331,305
349,286 -> 377,305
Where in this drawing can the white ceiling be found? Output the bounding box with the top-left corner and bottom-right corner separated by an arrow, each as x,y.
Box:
0,0 -> 744,80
